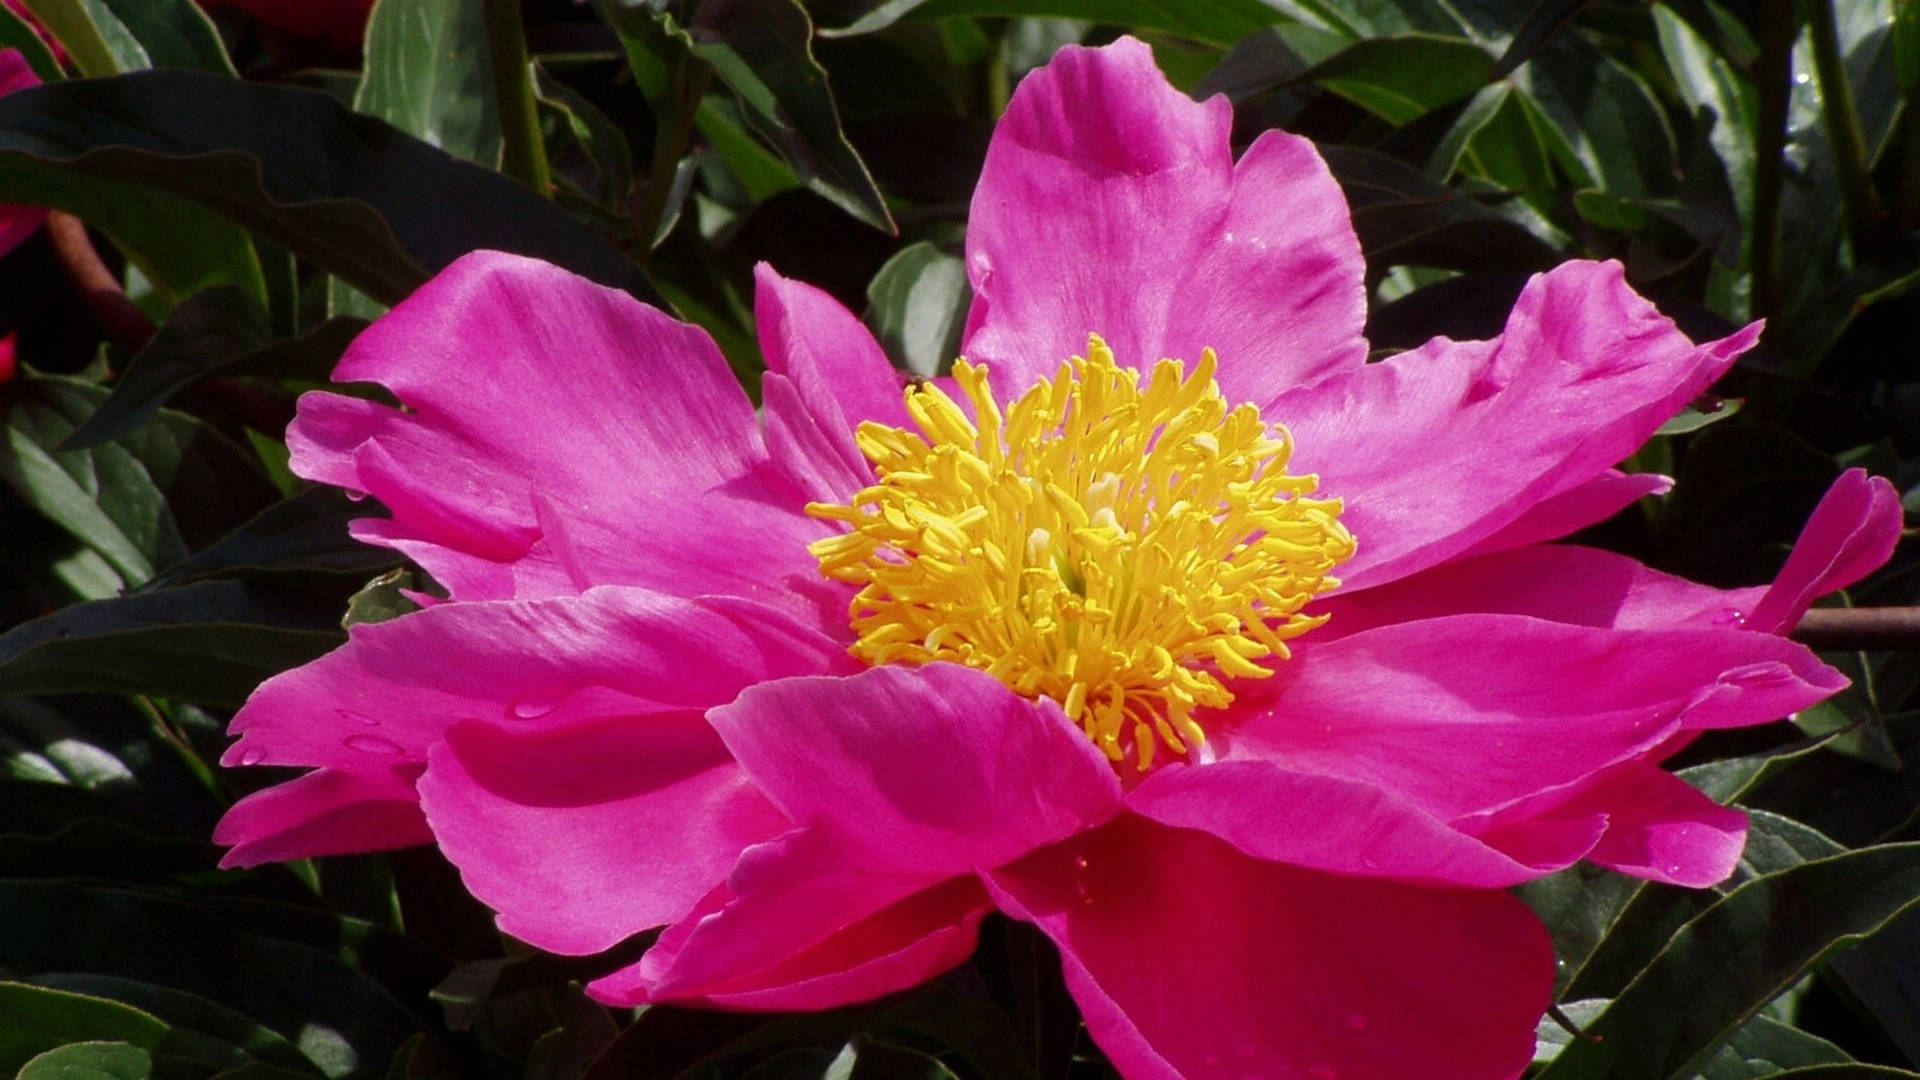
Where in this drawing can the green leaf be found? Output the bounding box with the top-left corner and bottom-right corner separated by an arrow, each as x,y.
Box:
0,882 -> 426,1080
1896,0 -> 1920,92
331,0 -> 503,321
1513,34 -> 1679,199
1654,395 -> 1743,436
1654,6 -> 1759,233
865,241 -> 967,377
16,1040 -> 153,1080
821,0 -> 1295,49
2,375 -> 277,587
1564,810 -> 1847,1003
86,0 -> 236,75
150,487 -> 398,587
608,0 -> 893,234
17,0 -> 133,77
838,1036 -> 962,1079
0,985 -> 167,1076
0,72 -> 660,307
0,695 -> 219,833
1320,145 -> 1562,272
1489,0 -> 1590,78
0,580 -> 345,706
534,62 -> 635,213
340,568 -> 421,629
1698,1014 -> 1855,1078
64,288 -> 361,450
1534,843 -> 1920,1080
1296,33 -> 1493,124
356,0 -> 499,167
31,975 -> 325,1077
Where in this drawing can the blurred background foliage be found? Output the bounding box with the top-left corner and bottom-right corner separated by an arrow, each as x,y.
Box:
0,0 -> 1918,1077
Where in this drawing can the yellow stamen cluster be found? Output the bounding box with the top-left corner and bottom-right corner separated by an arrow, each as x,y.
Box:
807,336 -> 1354,769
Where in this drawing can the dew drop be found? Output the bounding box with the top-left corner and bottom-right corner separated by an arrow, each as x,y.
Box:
336,709 -> 380,727
1074,854 -> 1090,871
1343,1010 -> 1368,1032
344,733 -> 404,755
342,488 -> 369,502
237,747 -> 266,766
1308,1064 -> 1338,1080
1712,608 -> 1746,627
509,698 -> 559,720
1359,856 -> 1381,871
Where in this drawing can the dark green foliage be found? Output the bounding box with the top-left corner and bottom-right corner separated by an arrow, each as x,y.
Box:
1,1 -> 1917,1077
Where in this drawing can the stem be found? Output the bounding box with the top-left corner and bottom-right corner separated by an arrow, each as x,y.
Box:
629,59 -> 710,262
483,0 -> 551,195
1791,607 -> 1920,652
1803,0 -> 1883,251
1750,1 -> 1795,316
1899,93 -> 1920,235
46,212 -> 153,354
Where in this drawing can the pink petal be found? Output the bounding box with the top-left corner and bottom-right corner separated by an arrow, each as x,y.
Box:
223,586 -> 851,771
596,874 -> 991,1011
214,765 -> 429,867
754,263 -> 908,468
628,664 -> 1122,1006
1744,468 -> 1903,633
289,251 -> 832,614
962,37 -> 1366,403
1275,260 -> 1759,590
1464,470 -> 1672,556
1463,761 -> 1747,888
1222,614 -> 1844,822
1316,543 -> 1761,641
706,663 -> 1122,874
1125,761 -> 1601,887
984,816 -> 1554,1080
416,713 -> 789,955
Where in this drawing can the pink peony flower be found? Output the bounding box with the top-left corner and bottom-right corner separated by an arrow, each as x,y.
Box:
216,37 -> 1901,1080
0,47 -> 45,258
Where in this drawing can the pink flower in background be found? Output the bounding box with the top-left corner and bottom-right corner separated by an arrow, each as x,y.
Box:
198,0 -> 375,50
216,36 -> 1900,1080
0,48 -> 45,258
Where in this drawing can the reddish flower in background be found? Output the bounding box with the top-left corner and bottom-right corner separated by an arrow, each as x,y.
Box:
0,48 -> 45,258
217,37 -> 1900,1080
198,0 -> 375,51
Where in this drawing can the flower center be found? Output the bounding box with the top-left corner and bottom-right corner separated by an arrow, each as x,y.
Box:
807,335 -> 1354,769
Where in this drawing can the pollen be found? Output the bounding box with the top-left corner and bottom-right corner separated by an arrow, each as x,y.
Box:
806,335 -> 1355,770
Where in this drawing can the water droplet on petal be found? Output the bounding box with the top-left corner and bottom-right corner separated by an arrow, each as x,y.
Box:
342,488 -> 369,501
509,698 -> 559,720
336,709 -> 380,726
1360,856 -> 1381,871
1344,1011 -> 1368,1031
237,747 -> 266,766
1308,1064 -> 1338,1080
344,733 -> 404,755
1712,608 -> 1746,627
